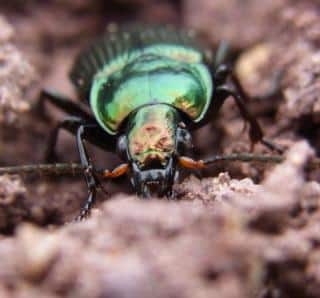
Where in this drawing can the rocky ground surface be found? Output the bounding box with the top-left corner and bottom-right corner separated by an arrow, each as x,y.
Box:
0,1 -> 319,297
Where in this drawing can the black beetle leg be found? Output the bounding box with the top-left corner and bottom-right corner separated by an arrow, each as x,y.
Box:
42,117 -> 119,220
37,89 -> 118,153
215,64 -> 231,85
74,124 -> 101,221
215,85 -> 283,153
230,69 -> 283,101
43,116 -> 84,162
36,89 -> 93,121
213,41 -> 230,70
215,85 -> 263,145
230,72 -> 284,153
75,187 -> 97,221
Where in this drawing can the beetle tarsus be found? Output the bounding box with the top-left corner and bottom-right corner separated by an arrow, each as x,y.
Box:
75,187 -> 97,221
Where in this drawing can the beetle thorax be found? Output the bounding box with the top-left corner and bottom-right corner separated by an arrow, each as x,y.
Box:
127,105 -> 178,169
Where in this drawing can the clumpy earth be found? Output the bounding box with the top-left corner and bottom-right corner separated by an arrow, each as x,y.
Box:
0,1 -> 320,297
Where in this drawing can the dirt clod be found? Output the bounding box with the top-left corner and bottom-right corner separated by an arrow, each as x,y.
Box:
0,16 -> 36,125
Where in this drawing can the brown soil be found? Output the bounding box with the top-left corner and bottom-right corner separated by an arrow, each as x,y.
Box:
0,1 -> 320,297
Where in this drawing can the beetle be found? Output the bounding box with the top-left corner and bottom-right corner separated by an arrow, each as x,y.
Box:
32,24 -> 281,220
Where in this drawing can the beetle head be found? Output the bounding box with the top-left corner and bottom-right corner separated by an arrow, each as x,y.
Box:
116,104 -> 192,197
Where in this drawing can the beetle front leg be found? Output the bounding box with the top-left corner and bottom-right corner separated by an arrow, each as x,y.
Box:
44,116 -> 84,162
76,163 -> 129,220
74,124 -> 129,220
75,124 -> 101,221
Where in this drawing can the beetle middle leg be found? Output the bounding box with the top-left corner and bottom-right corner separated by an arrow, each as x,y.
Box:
207,58 -> 283,153
38,89 -> 117,161
211,43 -> 283,151
36,89 -> 93,121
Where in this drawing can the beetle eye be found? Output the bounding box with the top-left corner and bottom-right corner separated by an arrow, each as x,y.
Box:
177,128 -> 192,152
117,135 -> 128,161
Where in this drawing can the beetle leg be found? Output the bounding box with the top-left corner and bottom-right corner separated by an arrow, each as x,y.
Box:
215,64 -> 231,85
230,69 -> 283,102
215,85 -> 283,153
43,117 -> 115,161
43,118 -> 125,220
47,121 -> 107,220
75,188 -> 97,221
43,119 -> 100,220
216,85 -> 263,143
44,115 -> 117,160
38,89 -> 118,152
228,71 -> 283,153
36,89 -> 93,121
74,124 -> 101,221
213,41 -> 230,71
43,116 -> 85,162
37,89 -> 117,159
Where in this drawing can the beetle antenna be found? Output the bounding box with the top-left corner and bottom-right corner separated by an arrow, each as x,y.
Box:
0,163 -> 85,178
203,153 -> 284,165
203,153 -> 320,170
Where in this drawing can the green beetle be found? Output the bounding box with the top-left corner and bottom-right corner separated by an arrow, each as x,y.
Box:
37,25 -> 278,219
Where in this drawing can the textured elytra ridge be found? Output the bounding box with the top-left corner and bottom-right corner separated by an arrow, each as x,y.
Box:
70,25 -> 213,134
70,25 -> 207,97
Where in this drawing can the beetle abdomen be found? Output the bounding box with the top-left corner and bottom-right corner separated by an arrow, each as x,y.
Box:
70,25 -> 213,135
